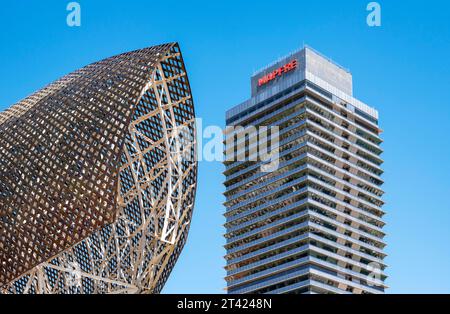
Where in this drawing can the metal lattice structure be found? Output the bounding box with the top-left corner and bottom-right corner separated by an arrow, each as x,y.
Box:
0,43 -> 197,294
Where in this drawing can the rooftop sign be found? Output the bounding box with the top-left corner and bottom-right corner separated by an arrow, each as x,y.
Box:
257,59 -> 298,87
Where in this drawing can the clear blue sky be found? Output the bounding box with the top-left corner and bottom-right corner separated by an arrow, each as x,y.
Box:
1,0 -> 449,294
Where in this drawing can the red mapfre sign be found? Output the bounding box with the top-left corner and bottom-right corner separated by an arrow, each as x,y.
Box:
258,59 -> 298,87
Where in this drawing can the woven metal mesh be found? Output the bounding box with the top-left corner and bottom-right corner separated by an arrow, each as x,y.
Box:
0,43 -> 197,293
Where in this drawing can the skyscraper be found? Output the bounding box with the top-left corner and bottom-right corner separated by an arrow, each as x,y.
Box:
223,46 -> 386,294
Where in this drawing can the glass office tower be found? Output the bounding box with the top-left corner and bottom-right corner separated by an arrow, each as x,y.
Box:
223,47 -> 387,294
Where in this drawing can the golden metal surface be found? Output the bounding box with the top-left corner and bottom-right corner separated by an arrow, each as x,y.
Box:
0,43 -> 197,294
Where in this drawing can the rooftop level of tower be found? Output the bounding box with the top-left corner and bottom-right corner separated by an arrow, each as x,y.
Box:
226,46 -> 378,122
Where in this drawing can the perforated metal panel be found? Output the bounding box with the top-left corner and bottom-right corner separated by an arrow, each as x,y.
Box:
0,43 -> 197,294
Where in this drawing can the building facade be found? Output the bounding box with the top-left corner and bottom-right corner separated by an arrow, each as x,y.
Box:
223,47 -> 387,294
0,43 -> 197,294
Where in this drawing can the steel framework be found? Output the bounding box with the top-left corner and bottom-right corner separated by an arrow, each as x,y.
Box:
0,43 -> 197,294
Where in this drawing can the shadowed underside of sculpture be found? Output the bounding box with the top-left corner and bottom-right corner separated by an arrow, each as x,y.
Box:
0,43 -> 197,294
